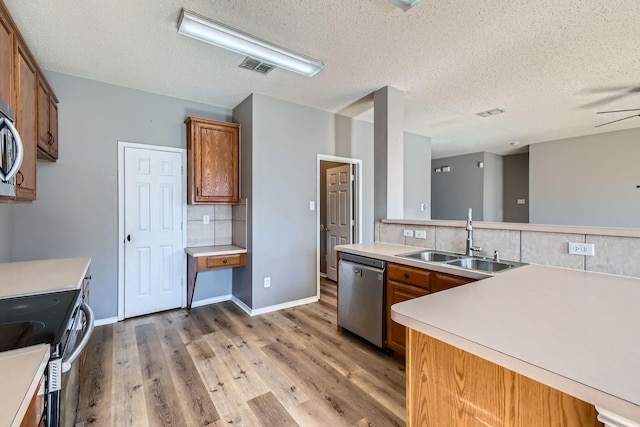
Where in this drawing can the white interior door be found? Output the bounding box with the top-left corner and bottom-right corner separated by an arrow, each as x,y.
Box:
326,164 -> 353,281
124,146 -> 183,318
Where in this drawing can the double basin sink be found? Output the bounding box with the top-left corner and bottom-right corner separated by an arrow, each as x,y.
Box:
398,250 -> 526,273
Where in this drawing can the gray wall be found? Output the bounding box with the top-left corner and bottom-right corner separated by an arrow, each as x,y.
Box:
530,127 -> 640,227
334,115 -> 375,244
432,153 -> 485,220
482,153 -> 503,222
232,95 -> 253,308
11,72 -> 232,320
250,95 -> 338,309
234,95 -> 375,310
503,153 -> 529,223
0,205 -> 13,262
403,133 -> 432,220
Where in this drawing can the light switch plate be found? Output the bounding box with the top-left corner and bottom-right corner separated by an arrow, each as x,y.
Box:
403,229 -> 414,237
568,242 -> 595,256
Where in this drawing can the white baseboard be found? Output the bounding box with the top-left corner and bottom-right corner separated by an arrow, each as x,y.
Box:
190,294 -> 232,308
231,295 -> 319,317
97,294 -> 317,325
230,296 -> 252,315
94,316 -> 118,327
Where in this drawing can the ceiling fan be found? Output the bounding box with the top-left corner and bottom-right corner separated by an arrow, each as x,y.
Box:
595,108 -> 640,128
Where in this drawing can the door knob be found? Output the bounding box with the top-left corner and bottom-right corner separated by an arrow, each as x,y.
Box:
126,234 -> 131,242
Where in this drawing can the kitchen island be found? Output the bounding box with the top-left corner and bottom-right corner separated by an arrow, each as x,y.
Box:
392,264 -> 640,426
335,242 -> 640,426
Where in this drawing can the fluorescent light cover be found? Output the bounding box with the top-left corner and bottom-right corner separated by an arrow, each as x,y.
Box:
389,0 -> 422,11
178,9 -> 324,77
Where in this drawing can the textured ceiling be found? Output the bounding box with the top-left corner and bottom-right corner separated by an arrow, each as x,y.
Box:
5,0 -> 640,158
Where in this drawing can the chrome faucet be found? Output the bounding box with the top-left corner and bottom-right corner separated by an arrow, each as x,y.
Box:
465,208 -> 482,256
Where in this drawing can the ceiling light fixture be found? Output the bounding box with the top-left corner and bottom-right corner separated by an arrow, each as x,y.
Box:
177,9 -> 324,77
389,0 -> 422,11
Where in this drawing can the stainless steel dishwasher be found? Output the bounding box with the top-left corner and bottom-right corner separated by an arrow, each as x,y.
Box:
338,253 -> 386,348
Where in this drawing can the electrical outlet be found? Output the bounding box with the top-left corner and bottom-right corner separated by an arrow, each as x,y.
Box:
415,230 -> 427,239
203,215 -> 210,224
420,203 -> 428,211
568,242 -> 595,256
264,277 -> 271,288
403,229 -> 414,237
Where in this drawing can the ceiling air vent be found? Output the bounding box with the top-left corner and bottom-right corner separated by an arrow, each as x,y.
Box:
477,108 -> 505,117
239,57 -> 274,74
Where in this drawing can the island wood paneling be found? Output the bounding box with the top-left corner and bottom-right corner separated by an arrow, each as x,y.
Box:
406,328 -> 603,427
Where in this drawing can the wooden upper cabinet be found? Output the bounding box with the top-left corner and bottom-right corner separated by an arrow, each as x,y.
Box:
14,39 -> 37,202
48,97 -> 58,158
0,1 -> 60,203
186,117 -> 240,204
0,6 -> 13,104
36,77 -> 58,161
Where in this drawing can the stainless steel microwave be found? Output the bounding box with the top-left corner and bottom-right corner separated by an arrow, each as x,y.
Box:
0,97 -> 24,198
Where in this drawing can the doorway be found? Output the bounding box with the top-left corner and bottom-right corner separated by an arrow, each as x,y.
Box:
316,155 -> 362,292
117,142 -> 187,320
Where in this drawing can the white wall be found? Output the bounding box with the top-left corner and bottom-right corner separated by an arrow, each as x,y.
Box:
11,72 -> 232,319
530,127 -> 640,227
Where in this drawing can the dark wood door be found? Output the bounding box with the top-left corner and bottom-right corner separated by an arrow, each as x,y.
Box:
0,5 -> 13,105
186,117 -> 240,204
14,39 -> 37,201
386,279 -> 429,357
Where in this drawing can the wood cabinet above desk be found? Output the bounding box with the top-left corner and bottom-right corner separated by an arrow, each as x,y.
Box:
185,245 -> 246,309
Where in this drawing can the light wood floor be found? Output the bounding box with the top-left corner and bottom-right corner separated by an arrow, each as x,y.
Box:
77,278 -> 406,427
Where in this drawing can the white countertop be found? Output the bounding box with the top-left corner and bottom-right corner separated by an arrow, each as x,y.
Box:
0,344 -> 49,427
185,245 -> 247,257
0,257 -> 91,298
392,264 -> 640,422
335,242 -> 491,280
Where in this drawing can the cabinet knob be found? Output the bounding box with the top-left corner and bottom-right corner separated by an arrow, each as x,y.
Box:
404,273 -> 409,279
196,187 -> 200,196
223,259 -> 228,264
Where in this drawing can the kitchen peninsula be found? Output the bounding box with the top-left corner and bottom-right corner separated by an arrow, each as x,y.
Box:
336,242 -> 640,427
393,264 -> 640,427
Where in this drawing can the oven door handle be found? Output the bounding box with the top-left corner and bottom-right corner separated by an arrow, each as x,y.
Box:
61,302 -> 95,373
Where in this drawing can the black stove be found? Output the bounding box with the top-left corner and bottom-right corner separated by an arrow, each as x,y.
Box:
0,289 -> 81,356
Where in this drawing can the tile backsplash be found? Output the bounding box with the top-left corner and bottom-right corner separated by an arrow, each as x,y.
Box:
186,199 -> 247,248
377,221 -> 640,279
